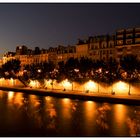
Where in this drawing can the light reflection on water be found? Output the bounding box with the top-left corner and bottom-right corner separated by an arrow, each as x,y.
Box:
44,96 -> 57,129
96,103 -> 111,130
0,90 -> 139,136
114,104 -> 127,125
8,91 -> 14,101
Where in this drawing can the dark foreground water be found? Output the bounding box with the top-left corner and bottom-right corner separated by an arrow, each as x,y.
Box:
0,90 -> 140,137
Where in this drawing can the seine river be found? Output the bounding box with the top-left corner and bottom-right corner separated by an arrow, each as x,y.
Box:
0,90 -> 140,137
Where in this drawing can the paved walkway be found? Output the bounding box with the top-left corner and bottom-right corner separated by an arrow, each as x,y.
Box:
25,87 -> 140,99
0,86 -> 140,105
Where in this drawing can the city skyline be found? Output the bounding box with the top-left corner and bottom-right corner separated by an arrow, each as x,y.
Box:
0,3 -> 140,137
0,3 -> 140,57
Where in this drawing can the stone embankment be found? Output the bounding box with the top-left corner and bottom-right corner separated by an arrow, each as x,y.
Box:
0,86 -> 140,105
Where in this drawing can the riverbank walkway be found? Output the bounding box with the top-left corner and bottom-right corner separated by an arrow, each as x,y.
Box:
0,86 -> 140,105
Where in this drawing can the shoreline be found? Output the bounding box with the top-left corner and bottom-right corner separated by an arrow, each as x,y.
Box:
0,86 -> 140,105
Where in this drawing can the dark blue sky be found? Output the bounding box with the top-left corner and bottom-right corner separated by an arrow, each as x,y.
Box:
0,3 -> 140,56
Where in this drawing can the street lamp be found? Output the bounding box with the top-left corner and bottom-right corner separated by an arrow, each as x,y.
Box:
37,69 -> 41,73
62,79 -> 72,91
85,80 -> 97,93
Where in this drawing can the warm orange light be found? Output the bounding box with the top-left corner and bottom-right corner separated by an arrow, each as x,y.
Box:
37,69 -> 41,73
61,79 -> 72,90
44,79 -> 53,89
29,80 -> 40,88
116,81 -> 128,90
29,94 -> 40,107
0,78 -> 4,82
85,80 -> 97,92
8,91 -> 14,100
0,78 -> 5,86
61,98 -> 71,119
113,81 -> 129,94
114,104 -> 127,125
29,80 -> 36,87
63,98 -> 70,103
10,78 -> 14,85
14,93 -> 24,107
84,101 -> 96,125
45,96 -> 52,101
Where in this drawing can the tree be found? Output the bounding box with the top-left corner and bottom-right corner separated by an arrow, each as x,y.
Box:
2,59 -> 21,78
120,55 -> 140,95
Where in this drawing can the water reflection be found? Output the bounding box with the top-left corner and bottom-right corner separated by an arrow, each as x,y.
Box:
96,103 -> 111,130
28,95 -> 43,128
61,98 -> 78,118
84,101 -> 96,122
0,90 -> 3,98
71,102 -> 78,112
14,93 -> 24,109
0,90 -> 140,136
126,108 -> 140,136
8,91 -> 14,101
45,96 -> 57,129
61,98 -> 72,119
82,101 -> 97,135
114,104 -> 127,124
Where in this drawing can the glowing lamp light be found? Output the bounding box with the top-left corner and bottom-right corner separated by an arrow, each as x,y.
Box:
37,69 -> 41,73
0,78 -> 4,82
0,78 -> 5,86
29,80 -> 36,88
29,80 -> 40,88
85,80 -> 97,92
116,81 -> 128,91
113,81 -> 129,94
10,78 -> 14,85
44,79 -> 53,89
62,79 -> 72,89
45,96 -> 52,101
8,91 -> 14,100
62,98 -> 71,104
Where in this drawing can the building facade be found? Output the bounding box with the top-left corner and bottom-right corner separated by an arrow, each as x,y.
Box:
115,27 -> 140,61
2,52 -> 16,64
75,39 -> 89,59
2,27 -> 140,68
88,35 -> 115,62
57,45 -> 76,63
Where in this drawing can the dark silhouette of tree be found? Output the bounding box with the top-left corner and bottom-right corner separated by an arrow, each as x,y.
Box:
64,57 -> 80,82
120,55 -> 140,95
2,59 -> 21,78
104,58 -> 119,84
79,57 -> 93,73
120,55 -> 140,81
56,61 -> 66,82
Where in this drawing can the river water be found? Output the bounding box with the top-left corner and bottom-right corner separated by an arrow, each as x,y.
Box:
0,90 -> 140,137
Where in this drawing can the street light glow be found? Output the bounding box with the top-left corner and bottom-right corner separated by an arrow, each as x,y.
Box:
116,81 -> 128,91
10,78 -> 14,85
62,79 -> 72,90
112,81 -> 129,94
85,80 -> 97,92
29,80 -> 40,88
8,91 -> 14,100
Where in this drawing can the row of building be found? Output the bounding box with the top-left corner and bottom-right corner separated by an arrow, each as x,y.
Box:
1,27 -> 140,68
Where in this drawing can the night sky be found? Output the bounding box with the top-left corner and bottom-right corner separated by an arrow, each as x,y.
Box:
0,3 -> 140,57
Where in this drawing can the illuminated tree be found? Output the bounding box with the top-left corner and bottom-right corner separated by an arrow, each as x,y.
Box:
120,55 -> 140,95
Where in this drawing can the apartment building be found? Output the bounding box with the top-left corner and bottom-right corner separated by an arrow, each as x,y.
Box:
15,46 -> 48,67
2,27 -> 140,68
2,52 -> 16,64
88,35 -> 115,62
57,45 -> 76,63
75,39 -> 89,59
115,27 -> 140,61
